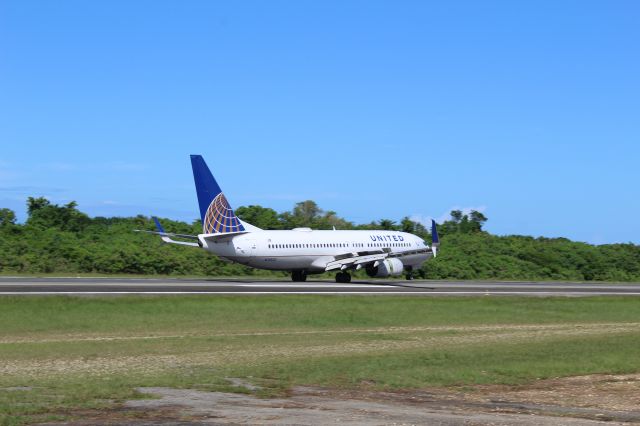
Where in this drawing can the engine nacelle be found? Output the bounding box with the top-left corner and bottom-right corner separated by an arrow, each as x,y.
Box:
366,258 -> 404,278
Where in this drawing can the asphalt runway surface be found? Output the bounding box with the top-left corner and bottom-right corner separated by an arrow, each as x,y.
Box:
1,277 -> 640,296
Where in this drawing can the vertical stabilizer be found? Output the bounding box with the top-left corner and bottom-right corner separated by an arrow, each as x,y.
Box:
190,155 -> 245,234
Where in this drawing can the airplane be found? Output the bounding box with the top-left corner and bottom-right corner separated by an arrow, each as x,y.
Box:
138,155 -> 439,283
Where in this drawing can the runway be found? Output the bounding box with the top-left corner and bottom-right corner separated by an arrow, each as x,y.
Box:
1,277 -> 640,296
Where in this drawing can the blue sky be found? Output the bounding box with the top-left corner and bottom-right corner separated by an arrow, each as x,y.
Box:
1,1 -> 639,244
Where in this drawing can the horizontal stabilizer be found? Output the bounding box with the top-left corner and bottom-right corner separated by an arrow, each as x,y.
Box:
133,217 -> 200,247
201,231 -> 249,241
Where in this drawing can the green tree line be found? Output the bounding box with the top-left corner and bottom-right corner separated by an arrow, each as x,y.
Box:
0,197 -> 639,281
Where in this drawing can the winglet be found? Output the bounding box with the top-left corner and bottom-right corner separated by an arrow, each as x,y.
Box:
153,216 -> 166,234
431,219 -> 439,245
431,219 -> 440,257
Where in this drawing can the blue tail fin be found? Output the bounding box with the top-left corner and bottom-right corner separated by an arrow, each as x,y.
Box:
190,155 -> 245,234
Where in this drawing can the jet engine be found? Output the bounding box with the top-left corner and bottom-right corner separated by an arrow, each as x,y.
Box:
366,258 -> 404,278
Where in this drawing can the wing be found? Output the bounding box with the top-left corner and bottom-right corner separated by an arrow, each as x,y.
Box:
325,250 -> 391,272
324,246 -> 435,272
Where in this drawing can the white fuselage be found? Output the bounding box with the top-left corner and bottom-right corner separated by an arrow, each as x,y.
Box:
198,229 -> 432,273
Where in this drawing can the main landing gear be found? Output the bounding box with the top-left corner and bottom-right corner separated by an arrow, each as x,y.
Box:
291,270 -> 307,282
335,271 -> 352,283
405,266 -> 414,280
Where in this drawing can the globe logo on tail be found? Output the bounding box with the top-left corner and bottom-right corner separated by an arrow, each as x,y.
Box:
203,193 -> 245,234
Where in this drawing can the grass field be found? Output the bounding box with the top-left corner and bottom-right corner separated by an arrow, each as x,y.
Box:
1,296 -> 639,425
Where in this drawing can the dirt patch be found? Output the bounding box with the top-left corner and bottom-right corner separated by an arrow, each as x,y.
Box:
37,406 -> 200,426
37,374 -> 640,425
328,373 -> 640,423
122,382 -> 637,425
465,373 -> 640,414
224,377 -> 262,391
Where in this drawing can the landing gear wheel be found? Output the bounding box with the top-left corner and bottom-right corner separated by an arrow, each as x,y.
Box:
291,271 -> 307,282
335,272 -> 352,283
405,266 -> 414,280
